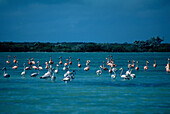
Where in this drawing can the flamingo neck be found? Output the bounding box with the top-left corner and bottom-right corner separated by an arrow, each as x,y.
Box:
120,69 -> 123,76
113,71 -> 116,75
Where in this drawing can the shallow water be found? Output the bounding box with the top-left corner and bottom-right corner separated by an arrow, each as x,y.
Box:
0,52 -> 170,113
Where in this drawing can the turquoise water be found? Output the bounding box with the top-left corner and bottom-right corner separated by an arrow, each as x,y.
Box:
0,52 -> 170,113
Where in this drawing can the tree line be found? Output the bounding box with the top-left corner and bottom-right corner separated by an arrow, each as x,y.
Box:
0,36 -> 169,52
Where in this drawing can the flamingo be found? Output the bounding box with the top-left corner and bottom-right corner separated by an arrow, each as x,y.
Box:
111,68 -> 117,79
129,69 -> 136,79
125,69 -> 131,76
54,64 -> 59,73
37,61 -> 43,70
106,56 -> 113,66
77,58 -> 81,68
62,77 -> 70,83
51,68 -> 56,81
21,63 -> 26,76
6,55 -> 11,64
64,70 -> 75,78
69,57 -> 72,65
153,60 -> 157,68
2,67 -> 10,78
110,55 -> 117,67
40,71 -> 51,79
86,60 -> 91,66
135,61 -> 139,70
63,65 -> 69,71
64,59 -> 68,66
26,57 -> 32,70
49,55 -> 54,64
64,70 -> 71,77
96,65 -> 102,76
119,67 -> 130,80
165,58 -> 170,72
31,58 -> 35,64
45,60 -> 49,69
128,60 -> 131,69
131,60 -> 135,68
32,63 -> 38,70
40,65 -> 52,79
84,60 -> 90,71
45,64 -> 48,69
31,68 -> 40,77
59,56 -> 62,65
13,56 -> 17,63
63,70 -> 76,83
63,66 -> 66,71
28,57 -> 32,65
32,60 -> 39,70
103,61 -> 108,71
25,66 -> 31,70
144,61 -> 149,70
12,61 -> 18,69
84,65 -> 89,71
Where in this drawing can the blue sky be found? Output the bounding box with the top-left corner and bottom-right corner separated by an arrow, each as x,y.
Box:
0,0 -> 170,43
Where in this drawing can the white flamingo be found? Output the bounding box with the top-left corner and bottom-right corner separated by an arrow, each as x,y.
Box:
2,67 -> 10,78
40,65 -> 52,79
64,70 -> 71,78
129,69 -> 136,79
54,64 -> 59,73
40,71 -> 51,79
63,70 -> 75,83
96,65 -> 102,76
62,77 -> 70,83
21,63 -> 26,76
126,69 -> 131,76
119,67 -> 130,80
31,69 -> 40,77
51,69 -> 56,81
63,66 -> 66,71
111,68 -> 117,79
63,65 -> 69,71
64,70 -> 75,78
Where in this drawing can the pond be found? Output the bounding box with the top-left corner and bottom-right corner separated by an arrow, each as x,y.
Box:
0,52 -> 170,113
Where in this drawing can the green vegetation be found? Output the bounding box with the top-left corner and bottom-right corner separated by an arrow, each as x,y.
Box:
0,36 -> 169,52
